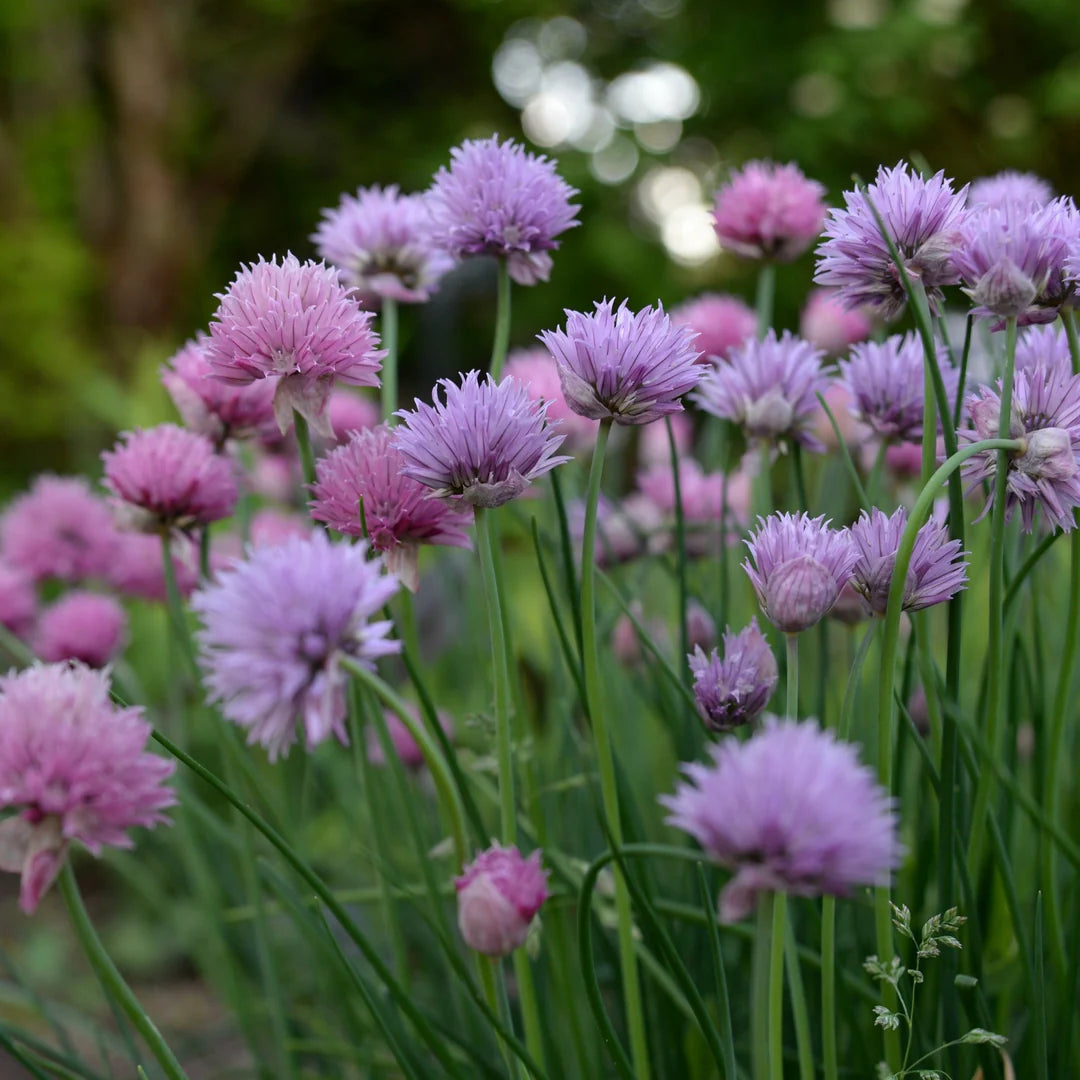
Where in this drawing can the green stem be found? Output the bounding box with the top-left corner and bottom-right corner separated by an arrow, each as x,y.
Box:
768,892 -> 786,1080
784,912 -> 815,1080
821,896 -> 838,1080
160,534 -> 197,676
667,417 -> 690,686
58,865 -> 188,1080
580,419 -> 650,1080
490,261 -> 512,379
755,263 -> 775,339
752,895 -> 771,1080
199,526 -> 211,581
786,634 -> 798,720
752,443 -> 773,525
381,297 -> 399,423
294,410 -> 317,492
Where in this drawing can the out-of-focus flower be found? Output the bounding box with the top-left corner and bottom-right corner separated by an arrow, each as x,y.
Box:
1015,324 -> 1073,376
0,562 -> 36,638
454,843 -> 549,955
685,601 -> 717,654
366,705 -> 454,770
327,390 -> 380,443
799,288 -> 873,355
105,532 -> 200,602
505,347 -> 600,448
638,413 -> 693,468
967,171 -> 1054,210
36,592 -> 127,668
688,618 -> 777,732
672,293 -> 757,361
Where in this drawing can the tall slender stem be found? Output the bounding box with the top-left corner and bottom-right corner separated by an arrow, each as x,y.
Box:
821,894 -> 838,1080
294,410 -> 317,492
784,913 -> 815,1080
667,417 -> 689,683
768,891 -> 787,1080
755,263 -> 775,339
380,297 -> 399,423
59,864 -> 189,1080
752,896 -> 771,1080
490,261 -> 512,380
786,635 -> 798,720
161,534 -> 197,677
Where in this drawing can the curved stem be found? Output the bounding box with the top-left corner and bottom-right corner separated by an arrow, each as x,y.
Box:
490,261 -> 512,379
293,410 -> 317,492
768,892 -> 786,1080
380,297 -> 399,423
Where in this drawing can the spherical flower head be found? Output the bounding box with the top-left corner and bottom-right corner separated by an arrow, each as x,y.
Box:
427,136 -> 580,285
0,476 -> 119,585
393,371 -> 569,508
454,843 -> 549,956
1016,324 -> 1072,376
310,425 -> 473,590
504,347 -> 600,448
161,336 -> 277,445
327,390 -> 380,442
815,162 -> 969,320
204,254 -> 386,436
539,299 -> 703,426
711,161 -> 827,262
849,507 -> 968,616
671,293 -> 757,361
743,512 -> 859,633
366,705 -> 454,770
192,531 -> 401,760
688,617 -> 778,732
311,184 -> 455,304
0,562 -> 36,637
0,663 -> 175,913
692,330 -> 830,451
105,532 -> 199,602
36,592 -> 128,668
799,288 -> 873,355
968,170 -> 1054,211
102,424 -> 238,532
839,331 -> 959,443
661,716 -> 901,922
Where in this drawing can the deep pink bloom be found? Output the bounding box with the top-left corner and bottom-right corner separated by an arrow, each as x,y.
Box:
672,293 -> 757,362
105,532 -> 200,602
799,288 -> 873,355
454,843 -> 549,956
327,390 -> 380,442
0,664 -> 175,914
204,254 -> 385,436
688,618 -> 777,732
505,347 -> 600,448
0,562 -> 36,638
968,171 -> 1054,210
366,705 -> 454,770
712,161 -> 827,262
103,425 -> 238,532
36,592 -> 127,668
662,717 -> 900,921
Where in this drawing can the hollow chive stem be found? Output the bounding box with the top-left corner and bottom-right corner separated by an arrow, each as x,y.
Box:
380,297 -> 399,423
490,261 -> 512,380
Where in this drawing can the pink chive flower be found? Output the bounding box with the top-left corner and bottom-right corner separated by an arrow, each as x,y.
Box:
693,331 -> 830,451
393,371 -> 569,508
192,532 -> 400,760
102,425 -> 238,533
504,347 -> 600,448
1016,324 -> 1073,376
161,336 -> 277,446
743,512 -> 860,634
849,507 -> 968,616
815,163 -> 969,320
36,592 -> 127,668
105,532 -> 200,602
712,161 -> 827,262
662,717 -> 901,922
249,509 -> 309,548
0,562 -> 36,638
672,293 -> 757,362
311,425 -> 473,591
688,617 -> 778,733
538,299 -> 703,426
0,476 -> 119,585
366,705 -> 454,770
0,664 -> 175,914
799,288 -> 873,355
312,184 -> 455,304
204,254 -> 385,436
327,390 -> 380,443
968,170 -> 1054,210
454,843 -> 549,956
427,136 -> 580,286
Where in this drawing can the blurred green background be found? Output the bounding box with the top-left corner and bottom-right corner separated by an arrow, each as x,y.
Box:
3,0 -> 1080,485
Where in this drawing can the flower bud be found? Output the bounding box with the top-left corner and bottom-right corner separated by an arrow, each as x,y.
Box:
1016,426 -> 1077,483
454,844 -> 549,957
685,601 -> 717,654
762,554 -> 839,633
968,258 -> 1038,318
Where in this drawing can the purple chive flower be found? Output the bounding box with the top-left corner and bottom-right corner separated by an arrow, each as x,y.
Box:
310,425 -> 473,591
0,663 -> 175,914
692,330 -> 830,451
105,532 -> 200,602
367,705 -> 454,770
102,425 -> 238,533
505,347 -> 600,448
161,336 -> 277,446
311,184 -> 455,304
204,254 -> 385,436
815,162 -> 969,320
538,299 -> 703,426
662,717 -> 901,922
0,562 -> 36,638
192,532 -> 400,760
36,592 -> 128,667
962,365 -> 1080,532
393,371 -> 569,508
711,161 -> 827,262
839,331 -> 960,443
688,618 -> 778,732
454,843 -> 549,956
1016,323 -> 1073,376
686,601 -> 717,653
849,507 -> 968,616
968,170 -> 1054,211
743,512 -> 860,634
0,476 -> 119,585
427,135 -> 580,285
799,288 -> 873,355
671,293 -> 757,362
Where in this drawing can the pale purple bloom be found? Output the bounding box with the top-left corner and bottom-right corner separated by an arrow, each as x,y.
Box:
327,390 -> 380,442
569,495 -> 651,567
693,331 -> 830,450
968,171 -> 1054,210
427,136 -> 580,285
639,412 -> 693,467
504,347 -> 600,448
0,476 -> 119,585
393,371 -> 569,507
36,592 -> 127,668
204,254 -> 385,436
311,184 -> 454,304
685,601 -> 717,654
743,512 -> 859,634
815,163 -> 969,320
672,293 -> 757,361
454,843 -> 549,956
367,705 -> 454,770
0,664 -> 175,914
538,299 -> 703,426
712,161 -> 827,262
662,717 -> 901,922
799,288 -> 873,355
103,425 -> 238,532
192,532 -> 400,760
688,618 -> 778,732
839,331 -> 959,443
1016,324 -> 1073,375
962,364 -> 1080,531
849,507 -> 968,616
311,425 -> 473,590
0,562 -> 36,638
105,532 -> 200,602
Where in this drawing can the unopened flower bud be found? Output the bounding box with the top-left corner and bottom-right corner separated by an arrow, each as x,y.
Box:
685,601 -> 717,653
454,844 -> 549,957
763,554 -> 839,633
968,258 -> 1038,318
1016,427 -> 1077,483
